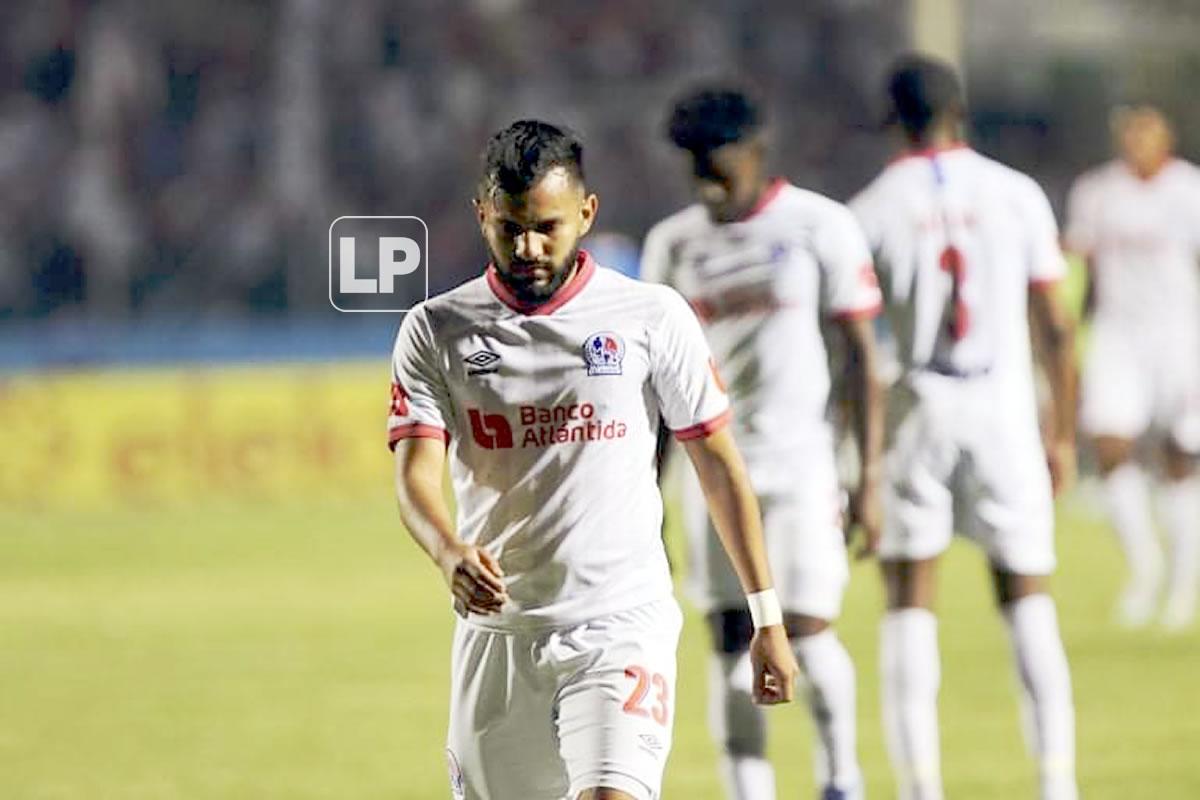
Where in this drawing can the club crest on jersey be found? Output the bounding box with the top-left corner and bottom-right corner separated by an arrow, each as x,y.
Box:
582,331 -> 625,376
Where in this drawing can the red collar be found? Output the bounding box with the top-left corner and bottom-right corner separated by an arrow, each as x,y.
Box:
738,177 -> 787,221
891,142 -> 970,164
486,249 -> 597,316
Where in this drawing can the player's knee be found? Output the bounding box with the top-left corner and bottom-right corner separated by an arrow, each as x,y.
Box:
1163,441 -> 1198,481
784,612 -> 830,638
882,558 -> 938,610
991,568 -> 1047,607
1094,435 -> 1135,476
707,608 -> 754,654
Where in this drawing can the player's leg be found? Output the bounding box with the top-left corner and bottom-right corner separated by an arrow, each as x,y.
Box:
705,609 -> 775,800
785,613 -> 860,800
1094,434 -> 1163,626
765,483 -> 861,800
557,598 -> 683,800
446,621 -> 568,800
990,570 -> 1077,800
880,557 -> 943,800
877,385 -> 955,800
685,469 -> 775,800
1082,329 -> 1162,625
1159,437 -> 1199,630
971,415 -> 1077,800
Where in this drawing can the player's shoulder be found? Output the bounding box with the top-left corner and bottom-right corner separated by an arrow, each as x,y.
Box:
969,151 -> 1053,205
1069,159 -> 1122,194
1165,158 -> 1200,189
645,203 -> 709,245
400,274 -> 493,337
773,182 -> 853,220
589,266 -> 691,324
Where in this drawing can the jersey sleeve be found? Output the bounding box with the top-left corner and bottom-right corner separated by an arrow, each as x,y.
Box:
649,287 -> 731,440
387,305 -> 452,450
1063,174 -> 1097,257
815,203 -> 883,320
1022,178 -> 1068,286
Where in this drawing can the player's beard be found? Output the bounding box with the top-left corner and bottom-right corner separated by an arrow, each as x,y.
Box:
492,243 -> 581,305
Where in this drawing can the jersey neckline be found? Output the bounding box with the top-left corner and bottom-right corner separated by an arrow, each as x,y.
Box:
738,177 -> 788,221
485,249 -> 597,316
890,142 -> 971,164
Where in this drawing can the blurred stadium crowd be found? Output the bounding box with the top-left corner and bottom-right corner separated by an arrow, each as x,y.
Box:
1,0 -> 1196,321
0,0 -> 906,318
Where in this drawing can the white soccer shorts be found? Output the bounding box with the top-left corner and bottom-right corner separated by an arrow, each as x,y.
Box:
681,450 -> 850,621
445,598 -> 683,800
1080,322 -> 1200,453
879,374 -> 1057,575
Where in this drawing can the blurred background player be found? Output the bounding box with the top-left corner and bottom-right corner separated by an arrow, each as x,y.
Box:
1064,105 -> 1200,630
389,120 -> 799,800
642,87 -> 884,800
850,56 -> 1079,800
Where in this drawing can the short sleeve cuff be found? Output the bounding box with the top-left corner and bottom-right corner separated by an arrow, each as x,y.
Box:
388,423 -> 451,450
673,408 -> 732,441
830,301 -> 882,322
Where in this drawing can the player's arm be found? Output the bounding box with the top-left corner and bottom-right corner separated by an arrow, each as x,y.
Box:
394,438 -> 507,615
682,428 -> 800,705
833,314 -> 886,557
1029,283 -> 1078,496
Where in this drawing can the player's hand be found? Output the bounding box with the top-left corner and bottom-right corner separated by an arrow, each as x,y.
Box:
847,480 -> 883,560
437,542 -> 508,615
749,625 -> 799,705
1046,439 -> 1077,497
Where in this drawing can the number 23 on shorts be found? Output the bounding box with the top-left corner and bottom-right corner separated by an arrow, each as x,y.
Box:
622,665 -> 670,726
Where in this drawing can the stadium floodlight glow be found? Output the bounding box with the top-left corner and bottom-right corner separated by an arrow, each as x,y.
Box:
328,215 -> 429,312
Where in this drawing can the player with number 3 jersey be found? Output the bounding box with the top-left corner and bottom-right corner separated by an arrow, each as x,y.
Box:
850,55 -> 1079,800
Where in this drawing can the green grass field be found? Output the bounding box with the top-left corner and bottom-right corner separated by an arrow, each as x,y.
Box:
2,492 -> 1197,799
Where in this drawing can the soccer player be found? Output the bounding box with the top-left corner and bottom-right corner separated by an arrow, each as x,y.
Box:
849,56 -> 1079,800
1064,105 -> 1200,630
642,87 -> 884,800
389,120 -> 799,800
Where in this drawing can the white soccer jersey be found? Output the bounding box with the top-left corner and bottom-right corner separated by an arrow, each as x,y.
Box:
641,180 -> 881,492
850,145 -> 1066,408
1065,158 -> 1200,338
388,251 -> 729,632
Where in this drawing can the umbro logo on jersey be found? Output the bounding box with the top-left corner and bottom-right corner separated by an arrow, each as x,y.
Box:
465,349 -> 501,376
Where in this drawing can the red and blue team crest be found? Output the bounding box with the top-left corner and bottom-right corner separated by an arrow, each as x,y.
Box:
446,749 -> 465,798
583,331 -> 625,376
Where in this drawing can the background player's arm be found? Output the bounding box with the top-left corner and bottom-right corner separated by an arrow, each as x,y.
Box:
393,438 -> 507,615
834,314 -> 886,556
682,427 -> 800,704
1029,284 -> 1078,495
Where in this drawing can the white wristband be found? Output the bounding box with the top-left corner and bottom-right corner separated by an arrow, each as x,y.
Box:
746,589 -> 783,629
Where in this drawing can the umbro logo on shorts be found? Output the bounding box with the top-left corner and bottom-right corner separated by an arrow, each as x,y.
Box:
465,349 -> 501,376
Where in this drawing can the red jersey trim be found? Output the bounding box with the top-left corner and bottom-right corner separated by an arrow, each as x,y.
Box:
485,250 -> 597,316
738,178 -> 787,222
890,142 -> 970,165
388,423 -> 451,450
673,408 -> 733,441
830,301 -> 883,322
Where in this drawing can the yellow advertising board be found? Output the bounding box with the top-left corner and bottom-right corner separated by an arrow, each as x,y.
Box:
0,362 -> 393,509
